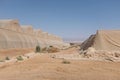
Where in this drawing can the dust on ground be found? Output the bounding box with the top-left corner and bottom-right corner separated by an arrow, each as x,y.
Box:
0,47 -> 120,80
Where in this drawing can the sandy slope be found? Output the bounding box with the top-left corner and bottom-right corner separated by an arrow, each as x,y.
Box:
0,48 -> 34,59
0,48 -> 120,80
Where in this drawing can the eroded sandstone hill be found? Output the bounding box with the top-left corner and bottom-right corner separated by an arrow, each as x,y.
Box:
0,19 -> 69,49
80,30 -> 120,51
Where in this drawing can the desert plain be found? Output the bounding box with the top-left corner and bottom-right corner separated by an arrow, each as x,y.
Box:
0,47 -> 120,80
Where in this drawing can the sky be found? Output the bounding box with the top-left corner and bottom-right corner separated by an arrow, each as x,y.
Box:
0,0 -> 120,41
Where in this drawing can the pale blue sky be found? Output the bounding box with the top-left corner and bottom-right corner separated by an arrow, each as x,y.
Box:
0,0 -> 120,41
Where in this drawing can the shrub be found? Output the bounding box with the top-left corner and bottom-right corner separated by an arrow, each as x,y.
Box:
16,56 -> 23,61
47,46 -> 60,53
62,60 -> 70,64
5,56 -> 10,60
42,47 -> 48,53
27,56 -> 29,59
0,59 -> 5,62
49,45 -> 53,47
35,45 -> 41,53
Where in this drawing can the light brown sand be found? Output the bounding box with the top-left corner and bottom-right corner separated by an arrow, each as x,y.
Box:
0,48 -> 34,59
0,48 -> 120,80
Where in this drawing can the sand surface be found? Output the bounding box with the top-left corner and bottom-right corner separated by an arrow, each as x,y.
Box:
0,48 -> 34,59
0,48 -> 120,80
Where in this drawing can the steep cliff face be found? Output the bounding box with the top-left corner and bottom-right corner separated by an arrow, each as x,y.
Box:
0,19 -> 69,49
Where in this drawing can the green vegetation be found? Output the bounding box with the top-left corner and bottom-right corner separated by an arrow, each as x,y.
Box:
42,47 -> 48,53
5,56 -> 10,60
16,56 -> 23,61
49,45 -> 53,47
0,59 -> 5,62
62,60 -> 70,64
47,46 -> 60,53
35,45 -> 41,53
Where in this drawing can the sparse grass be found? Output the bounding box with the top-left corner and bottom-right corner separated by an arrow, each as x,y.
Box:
16,56 -> 23,61
0,59 -> 5,62
62,60 -> 70,64
5,56 -> 10,60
